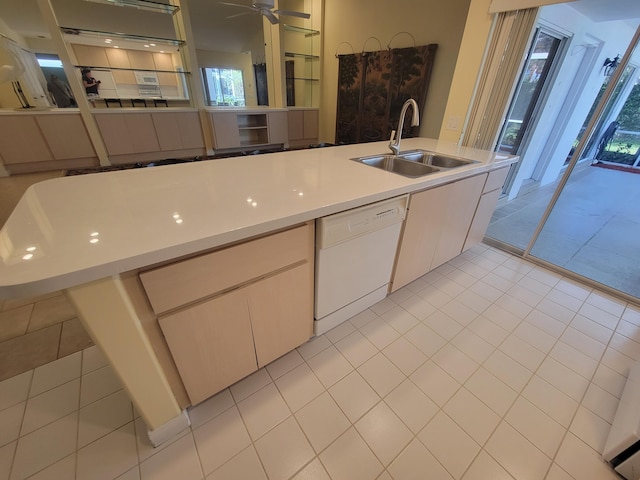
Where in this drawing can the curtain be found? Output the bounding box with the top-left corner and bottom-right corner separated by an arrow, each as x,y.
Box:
335,44 -> 437,145
461,8 -> 539,150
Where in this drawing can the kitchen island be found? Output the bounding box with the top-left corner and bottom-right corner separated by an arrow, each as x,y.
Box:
0,138 -> 516,445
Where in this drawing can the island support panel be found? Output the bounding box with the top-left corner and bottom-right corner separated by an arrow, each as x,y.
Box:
67,275 -> 189,446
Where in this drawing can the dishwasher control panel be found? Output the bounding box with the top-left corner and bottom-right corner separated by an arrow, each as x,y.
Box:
316,195 -> 409,248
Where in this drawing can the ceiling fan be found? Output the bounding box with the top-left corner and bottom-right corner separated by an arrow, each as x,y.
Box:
219,0 -> 310,25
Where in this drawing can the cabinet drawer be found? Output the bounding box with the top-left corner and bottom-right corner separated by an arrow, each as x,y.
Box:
140,223 -> 311,313
484,166 -> 510,193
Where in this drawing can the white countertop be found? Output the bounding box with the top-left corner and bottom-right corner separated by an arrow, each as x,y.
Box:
0,138 -> 516,299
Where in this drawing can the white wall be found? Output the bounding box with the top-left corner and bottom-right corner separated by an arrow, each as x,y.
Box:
319,0 -> 472,142
508,4 -> 638,198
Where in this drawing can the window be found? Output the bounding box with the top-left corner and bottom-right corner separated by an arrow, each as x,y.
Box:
202,67 -> 245,106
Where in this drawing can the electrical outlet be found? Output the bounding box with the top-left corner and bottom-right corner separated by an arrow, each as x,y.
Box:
446,115 -> 461,131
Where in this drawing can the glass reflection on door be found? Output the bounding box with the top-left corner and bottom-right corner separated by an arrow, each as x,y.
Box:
497,29 -> 563,195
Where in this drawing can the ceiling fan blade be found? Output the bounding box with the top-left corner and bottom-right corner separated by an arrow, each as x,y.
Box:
262,9 -> 280,24
219,1 -> 255,11
273,9 -> 310,19
227,11 -> 253,18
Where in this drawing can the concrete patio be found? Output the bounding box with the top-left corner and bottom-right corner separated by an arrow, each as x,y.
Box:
487,164 -> 640,299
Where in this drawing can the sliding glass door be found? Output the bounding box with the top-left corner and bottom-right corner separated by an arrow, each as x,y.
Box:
528,36 -> 640,299
486,20 -> 640,302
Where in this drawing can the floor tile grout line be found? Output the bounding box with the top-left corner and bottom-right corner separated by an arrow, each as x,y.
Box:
2,244 -> 633,480
540,304 -> 627,480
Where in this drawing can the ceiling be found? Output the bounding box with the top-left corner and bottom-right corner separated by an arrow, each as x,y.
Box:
568,0 -> 640,23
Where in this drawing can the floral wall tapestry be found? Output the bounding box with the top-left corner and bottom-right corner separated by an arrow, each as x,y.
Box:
335,44 -> 437,145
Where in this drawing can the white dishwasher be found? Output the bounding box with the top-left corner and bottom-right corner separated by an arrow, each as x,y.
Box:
314,195 -> 408,335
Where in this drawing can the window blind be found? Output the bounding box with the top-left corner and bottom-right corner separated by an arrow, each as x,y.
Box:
462,8 -> 539,150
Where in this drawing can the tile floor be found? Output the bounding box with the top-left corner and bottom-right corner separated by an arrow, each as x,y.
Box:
1,242 -> 638,480
0,292 -> 93,382
0,171 -> 94,382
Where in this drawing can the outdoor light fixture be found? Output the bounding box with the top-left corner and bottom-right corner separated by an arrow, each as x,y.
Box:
603,55 -> 620,77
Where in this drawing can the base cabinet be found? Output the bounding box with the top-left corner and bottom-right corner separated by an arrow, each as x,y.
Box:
0,113 -> 98,173
288,109 -> 319,148
463,166 -> 510,251
391,173 -> 487,291
141,222 -> 314,405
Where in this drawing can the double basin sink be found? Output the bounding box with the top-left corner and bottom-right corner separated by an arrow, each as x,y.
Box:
352,149 -> 478,178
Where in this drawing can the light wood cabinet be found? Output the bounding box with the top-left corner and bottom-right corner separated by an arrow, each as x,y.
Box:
95,113 -> 160,155
463,166 -> 510,251
391,173 -> 487,291
288,109 -> 319,148
153,52 -> 174,71
72,44 -> 109,67
248,263 -> 312,367
140,222 -> 314,405
158,288 -> 257,405
106,48 -> 131,69
127,50 -> 155,70
268,111 -> 289,145
36,115 -> 95,160
0,116 -> 53,164
0,113 -> 97,173
151,112 -> 205,151
210,112 -> 242,149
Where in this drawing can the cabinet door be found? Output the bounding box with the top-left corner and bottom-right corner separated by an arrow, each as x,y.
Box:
463,188 -> 501,252
288,110 -> 304,141
72,45 -> 109,66
152,112 -> 204,151
268,111 -> 288,144
0,116 -> 52,164
248,263 -> 313,367
127,50 -> 155,70
36,115 -> 95,160
210,112 -> 241,149
95,113 -> 160,155
153,52 -> 174,71
112,70 -> 136,84
106,48 -> 131,69
392,184 -> 451,291
430,174 -> 486,268
159,288 -> 258,405
462,167 -> 509,252
303,109 -> 319,139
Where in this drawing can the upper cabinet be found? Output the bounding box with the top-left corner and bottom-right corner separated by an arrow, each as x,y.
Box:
64,28 -> 189,101
43,0 -> 192,104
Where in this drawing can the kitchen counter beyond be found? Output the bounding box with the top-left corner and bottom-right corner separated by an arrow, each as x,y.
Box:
0,138 -> 516,299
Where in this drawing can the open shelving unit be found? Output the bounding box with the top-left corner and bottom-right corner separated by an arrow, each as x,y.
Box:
283,24 -> 320,108
237,113 -> 269,146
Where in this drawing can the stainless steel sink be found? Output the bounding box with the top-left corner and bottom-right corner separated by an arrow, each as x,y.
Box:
351,149 -> 477,178
353,155 -> 440,178
398,150 -> 478,168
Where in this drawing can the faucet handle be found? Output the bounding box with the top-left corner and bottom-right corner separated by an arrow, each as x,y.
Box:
389,130 -> 396,141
